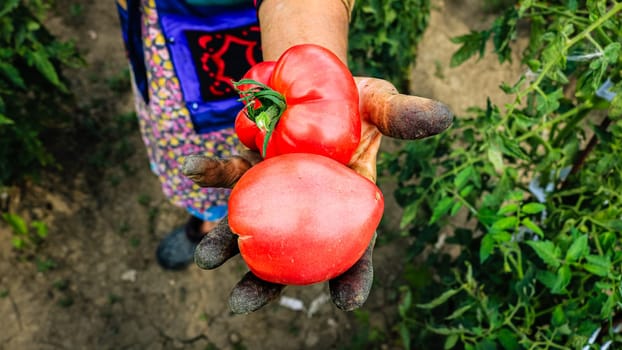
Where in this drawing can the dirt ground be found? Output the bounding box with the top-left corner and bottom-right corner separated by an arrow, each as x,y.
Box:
0,1 -> 524,349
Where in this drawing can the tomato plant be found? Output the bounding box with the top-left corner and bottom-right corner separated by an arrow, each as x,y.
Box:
378,1 -> 622,349
235,44 -> 361,165
348,0 -> 430,92
228,153 -> 384,285
0,0 -> 83,187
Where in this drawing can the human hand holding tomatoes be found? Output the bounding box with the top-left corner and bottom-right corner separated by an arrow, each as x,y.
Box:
182,74 -> 453,314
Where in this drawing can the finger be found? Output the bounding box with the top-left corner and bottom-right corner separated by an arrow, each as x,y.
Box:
355,77 -> 453,140
229,271 -> 285,314
182,150 -> 261,188
348,123 -> 382,183
194,216 -> 239,269
238,149 -> 264,165
329,233 -> 377,311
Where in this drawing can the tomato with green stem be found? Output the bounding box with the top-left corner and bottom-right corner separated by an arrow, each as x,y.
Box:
234,44 -> 361,165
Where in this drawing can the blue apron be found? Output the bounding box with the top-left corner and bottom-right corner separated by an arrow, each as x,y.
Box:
117,0 -> 261,133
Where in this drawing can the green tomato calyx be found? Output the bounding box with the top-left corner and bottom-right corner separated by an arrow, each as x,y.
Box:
234,79 -> 287,157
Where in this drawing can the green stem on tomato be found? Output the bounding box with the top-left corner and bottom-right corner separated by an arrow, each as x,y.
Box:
255,105 -> 281,157
233,79 -> 287,157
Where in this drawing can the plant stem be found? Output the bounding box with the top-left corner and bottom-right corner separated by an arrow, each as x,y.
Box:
569,116 -> 611,176
233,78 -> 287,157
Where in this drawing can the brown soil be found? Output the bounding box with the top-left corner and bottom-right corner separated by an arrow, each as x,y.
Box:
0,1 -> 524,349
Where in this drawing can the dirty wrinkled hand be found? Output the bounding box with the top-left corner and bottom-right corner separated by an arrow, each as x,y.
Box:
182,77 -> 453,314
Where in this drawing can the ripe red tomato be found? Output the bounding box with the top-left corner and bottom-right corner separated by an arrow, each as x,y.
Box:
234,44 -> 361,165
228,153 -> 384,285
234,108 -> 264,152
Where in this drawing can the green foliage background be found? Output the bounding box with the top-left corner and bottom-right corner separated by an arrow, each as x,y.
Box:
0,0 -> 83,186
378,0 -> 622,348
348,0 -> 431,91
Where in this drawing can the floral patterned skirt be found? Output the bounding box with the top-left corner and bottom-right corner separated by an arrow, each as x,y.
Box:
124,0 -> 259,221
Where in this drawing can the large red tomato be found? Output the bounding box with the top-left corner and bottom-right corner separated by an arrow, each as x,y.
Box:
228,153 -> 384,285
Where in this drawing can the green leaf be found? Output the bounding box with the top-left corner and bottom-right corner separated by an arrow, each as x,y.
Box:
536,269 -> 557,289
450,30 -> 490,67
30,51 -> 67,92
399,322 -> 410,350
400,201 -> 419,228
540,35 -> 566,83
561,23 -> 575,37
0,112 -> 14,125
518,0 -> 533,16
416,288 -> 462,309
0,62 -> 26,89
536,88 -> 564,116
444,334 -> 459,349
526,59 -> 540,72
601,294 -> 617,319
587,0 -> 607,16
551,305 -> 567,327
399,288 -> 412,317
430,196 -> 454,224
603,42 -> 621,63
487,146 -> 504,173
31,221 -> 48,238
595,281 -> 612,291
566,0 -> 578,11
497,133 -> 529,160
26,20 -> 40,32
454,166 -> 473,190
445,303 -> 474,320
450,201 -> 462,216
491,216 -> 518,231
0,0 -> 19,17
499,75 -> 526,94
522,202 -> 546,214
497,328 -> 520,350
506,190 -> 523,202
522,218 -> 544,237
491,231 -> 513,243
2,213 -> 28,235
497,203 -> 518,215
476,338 -> 498,350
11,237 -> 24,249
526,240 -> 561,268
490,8 -> 518,64
427,326 -> 466,336
459,185 -> 474,197
480,234 -> 495,263
605,220 -> 622,231
565,235 -> 588,262
583,255 -> 611,277
552,265 -> 571,294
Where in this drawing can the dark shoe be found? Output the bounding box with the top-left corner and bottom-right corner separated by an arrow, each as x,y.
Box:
156,216 -> 203,270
